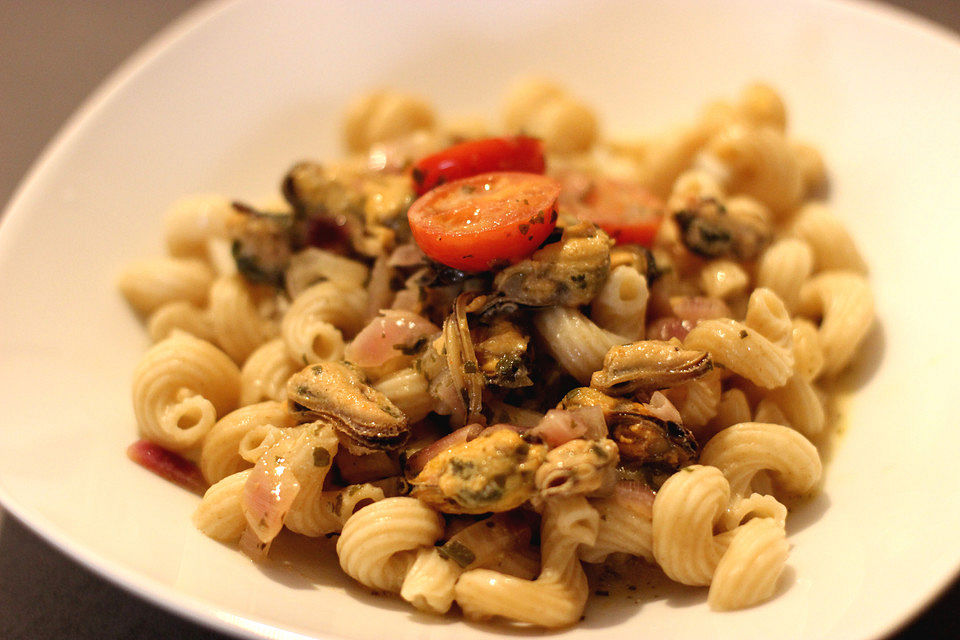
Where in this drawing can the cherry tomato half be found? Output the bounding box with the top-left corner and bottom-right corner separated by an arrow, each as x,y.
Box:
407,172 -> 560,272
412,136 -> 545,196
559,174 -> 664,246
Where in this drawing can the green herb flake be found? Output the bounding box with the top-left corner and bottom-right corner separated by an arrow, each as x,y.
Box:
313,447 -> 331,467
438,540 -> 476,568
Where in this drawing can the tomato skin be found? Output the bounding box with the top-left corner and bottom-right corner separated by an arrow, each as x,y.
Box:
412,136 -> 545,196
407,172 -> 560,272
559,174 -> 664,247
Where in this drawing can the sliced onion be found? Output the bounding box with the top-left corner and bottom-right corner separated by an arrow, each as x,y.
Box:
126,439 -> 206,495
364,254 -> 394,321
613,479 -> 656,511
345,310 -> 439,368
646,391 -> 683,424
388,243 -> 426,268
646,316 -> 694,341
242,456 -> 301,544
529,406 -> 607,448
669,295 -> 731,322
238,525 -> 272,561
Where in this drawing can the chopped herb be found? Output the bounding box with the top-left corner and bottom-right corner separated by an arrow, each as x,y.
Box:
313,447 -> 331,467
394,336 -> 428,356
739,329 -> 749,339
463,361 -> 478,373
518,223 -> 530,235
438,540 -> 476,568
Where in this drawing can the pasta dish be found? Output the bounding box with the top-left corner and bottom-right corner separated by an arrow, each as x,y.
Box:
119,80 -> 873,627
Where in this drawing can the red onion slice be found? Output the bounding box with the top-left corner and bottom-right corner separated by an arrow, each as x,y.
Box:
242,457 -> 301,544
127,439 -> 206,495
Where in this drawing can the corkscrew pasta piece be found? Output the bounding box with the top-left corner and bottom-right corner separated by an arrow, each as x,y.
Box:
670,368 -> 723,431
705,123 -> 803,215
284,247 -> 369,300
454,496 -> 599,628
700,259 -> 749,300
743,287 -> 793,349
239,339 -> 300,405
132,332 -> 240,451
700,422 -> 822,499
162,194 -> 232,260
756,238 -> 814,314
790,318 -> 825,381
534,306 -> 628,384
710,388 -> 753,433
209,275 -> 278,363
797,270 -> 874,377
337,497 -> 444,593
580,487 -> 654,563
652,465 -> 732,585
281,281 -> 366,365
501,78 -> 598,154
400,548 -> 462,614
193,469 -> 251,542
372,367 -> 435,423
118,256 -> 214,316
590,265 -> 650,340
667,168 -> 726,211
791,203 -> 868,274
684,318 -> 793,389
147,301 -> 215,343
343,90 -> 435,153
199,401 -> 291,485
791,141 -> 827,194
766,373 -> 826,438
708,516 -> 789,610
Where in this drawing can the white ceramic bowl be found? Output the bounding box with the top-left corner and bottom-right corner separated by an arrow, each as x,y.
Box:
1,0 -> 959,638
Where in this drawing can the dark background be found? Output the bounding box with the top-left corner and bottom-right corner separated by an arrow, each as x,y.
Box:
0,1 -> 957,638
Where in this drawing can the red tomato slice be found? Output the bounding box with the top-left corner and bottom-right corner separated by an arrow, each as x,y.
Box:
412,136 -> 545,196
407,172 -> 560,272
559,174 -> 664,246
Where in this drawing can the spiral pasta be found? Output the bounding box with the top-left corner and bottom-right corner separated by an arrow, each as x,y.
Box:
337,497 -> 444,593
534,306 -> 628,384
797,270 -> 874,377
281,281 -> 366,365
455,496 -> 599,627
700,422 -> 822,499
119,257 -> 214,316
132,332 -> 240,451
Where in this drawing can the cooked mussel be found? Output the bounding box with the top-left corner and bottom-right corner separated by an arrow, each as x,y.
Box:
493,222 -> 611,307
672,197 -> 770,261
410,428 -> 547,514
590,340 -> 713,396
286,362 -> 409,453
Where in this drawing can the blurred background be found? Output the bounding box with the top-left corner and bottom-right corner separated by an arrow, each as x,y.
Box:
0,1 -> 957,638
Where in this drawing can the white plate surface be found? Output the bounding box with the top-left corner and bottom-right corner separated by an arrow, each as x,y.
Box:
1,0 -> 959,639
